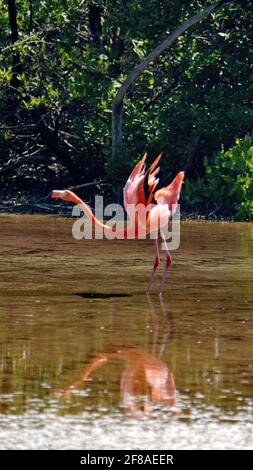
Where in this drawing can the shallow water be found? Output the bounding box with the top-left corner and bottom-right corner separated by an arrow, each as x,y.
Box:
0,215 -> 253,449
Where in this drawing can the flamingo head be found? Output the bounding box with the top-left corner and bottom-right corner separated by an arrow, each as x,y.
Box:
51,189 -> 80,204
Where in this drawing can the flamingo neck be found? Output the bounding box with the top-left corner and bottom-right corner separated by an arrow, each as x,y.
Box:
74,197 -> 129,238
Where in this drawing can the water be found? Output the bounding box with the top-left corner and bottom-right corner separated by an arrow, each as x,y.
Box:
0,215 -> 252,449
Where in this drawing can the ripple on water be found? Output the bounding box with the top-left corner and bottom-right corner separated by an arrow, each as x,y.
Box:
0,408 -> 252,450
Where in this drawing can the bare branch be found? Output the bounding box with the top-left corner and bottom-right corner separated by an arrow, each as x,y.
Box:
111,0 -> 234,158
68,180 -> 110,191
0,154 -> 54,176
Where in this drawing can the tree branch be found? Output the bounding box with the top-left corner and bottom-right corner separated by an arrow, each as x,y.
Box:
0,153 -> 55,176
31,108 -> 78,177
111,0 -> 234,158
68,180 -> 110,191
7,0 -> 22,88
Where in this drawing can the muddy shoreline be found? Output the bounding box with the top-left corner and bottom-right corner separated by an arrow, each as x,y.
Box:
0,190 -> 244,221
0,201 -> 236,221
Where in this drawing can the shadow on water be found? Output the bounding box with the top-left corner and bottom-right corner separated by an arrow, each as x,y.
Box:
73,292 -> 131,299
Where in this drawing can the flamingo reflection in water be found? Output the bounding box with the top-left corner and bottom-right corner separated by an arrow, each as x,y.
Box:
62,296 -> 178,415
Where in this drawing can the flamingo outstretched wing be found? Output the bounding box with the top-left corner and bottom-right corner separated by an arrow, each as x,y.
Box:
154,171 -> 184,216
123,153 -> 162,213
123,153 -> 147,213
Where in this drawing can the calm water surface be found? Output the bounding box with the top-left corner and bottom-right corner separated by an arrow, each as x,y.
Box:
0,215 -> 252,449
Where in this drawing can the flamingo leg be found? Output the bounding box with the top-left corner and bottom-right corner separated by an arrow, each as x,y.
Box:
159,235 -> 172,295
146,239 -> 160,294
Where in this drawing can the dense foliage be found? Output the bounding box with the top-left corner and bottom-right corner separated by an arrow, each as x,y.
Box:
184,133 -> 253,219
0,0 -> 252,217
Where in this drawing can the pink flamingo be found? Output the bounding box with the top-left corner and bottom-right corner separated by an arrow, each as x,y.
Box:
61,346 -> 177,414
61,295 -> 177,415
51,153 -> 184,293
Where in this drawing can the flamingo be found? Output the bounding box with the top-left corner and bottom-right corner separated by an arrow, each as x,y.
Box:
62,345 -> 177,414
51,153 -> 184,293
61,295 -> 178,415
